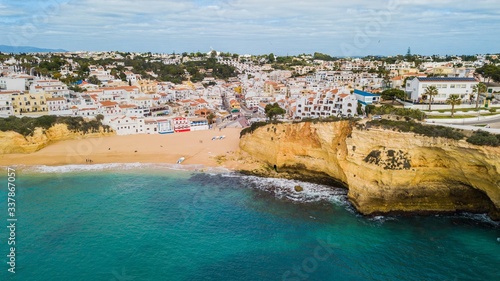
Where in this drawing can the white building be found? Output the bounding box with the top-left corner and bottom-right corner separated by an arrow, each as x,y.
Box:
125,71 -> 141,84
106,116 -> 145,135
0,77 -> 27,91
30,79 -> 70,98
157,119 -> 174,134
0,93 -> 14,116
47,97 -> 69,113
98,101 -> 122,116
88,66 -> 115,83
189,118 -> 209,131
353,89 -> 380,105
75,107 -> 98,117
294,89 -> 358,119
122,105 -> 151,117
406,77 -> 478,103
173,117 -> 191,132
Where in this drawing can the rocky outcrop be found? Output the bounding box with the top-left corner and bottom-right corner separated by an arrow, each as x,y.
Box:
0,123 -> 115,154
239,121 -> 500,219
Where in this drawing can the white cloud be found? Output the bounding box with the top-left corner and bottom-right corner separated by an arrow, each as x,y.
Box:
0,4 -> 26,17
0,0 -> 498,55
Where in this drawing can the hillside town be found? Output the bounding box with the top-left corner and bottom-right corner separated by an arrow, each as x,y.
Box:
1,51 -> 499,135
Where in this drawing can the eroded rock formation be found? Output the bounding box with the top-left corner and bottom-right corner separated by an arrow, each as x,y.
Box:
0,123 -> 114,154
239,121 -> 500,219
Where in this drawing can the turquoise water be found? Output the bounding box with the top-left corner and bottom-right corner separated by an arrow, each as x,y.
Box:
0,164 -> 499,281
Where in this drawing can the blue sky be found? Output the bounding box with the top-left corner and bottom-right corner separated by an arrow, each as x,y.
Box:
1,0 -> 499,56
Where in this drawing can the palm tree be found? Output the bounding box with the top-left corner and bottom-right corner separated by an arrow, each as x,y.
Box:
207,113 -> 216,125
446,94 -> 461,117
473,82 -> 487,109
423,86 -> 438,111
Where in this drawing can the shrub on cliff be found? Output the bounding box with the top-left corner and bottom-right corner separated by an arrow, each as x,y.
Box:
367,120 -> 465,140
240,122 -> 269,138
370,104 -> 426,121
466,130 -> 500,147
0,116 -> 109,136
293,116 -> 358,124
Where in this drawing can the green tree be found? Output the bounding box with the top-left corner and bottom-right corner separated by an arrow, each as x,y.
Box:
478,64 -> 499,83
356,102 -> 363,115
87,75 -> 101,85
264,103 -> 286,120
207,113 -> 216,124
446,94 -> 461,117
312,52 -> 336,61
119,72 -> 127,81
466,130 -> 500,147
365,104 -> 375,116
52,72 -> 62,79
381,88 -> 406,104
473,82 -> 487,109
95,114 -> 104,122
423,86 -> 438,111
268,53 -> 275,63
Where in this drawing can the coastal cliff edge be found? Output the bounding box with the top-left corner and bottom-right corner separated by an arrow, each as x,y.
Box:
239,121 -> 500,219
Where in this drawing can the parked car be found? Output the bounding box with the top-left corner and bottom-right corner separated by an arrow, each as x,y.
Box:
372,115 -> 382,120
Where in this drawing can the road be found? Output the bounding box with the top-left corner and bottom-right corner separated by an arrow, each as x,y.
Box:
445,114 -> 500,125
426,114 -> 500,133
445,114 -> 500,129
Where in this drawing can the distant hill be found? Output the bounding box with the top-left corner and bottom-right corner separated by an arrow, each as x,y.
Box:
0,45 -> 67,53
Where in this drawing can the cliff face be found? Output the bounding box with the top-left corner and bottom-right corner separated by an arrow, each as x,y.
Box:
239,122 -> 500,219
0,123 -> 115,154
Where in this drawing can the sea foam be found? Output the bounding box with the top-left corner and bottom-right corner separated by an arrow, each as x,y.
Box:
236,174 -> 349,205
11,162 -> 207,174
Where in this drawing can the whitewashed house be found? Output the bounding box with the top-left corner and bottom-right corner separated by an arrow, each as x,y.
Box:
0,92 -> 14,116
294,89 -> 358,119
106,116 -> 145,135
406,77 -> 478,103
354,89 -> 380,105
189,118 -> 209,131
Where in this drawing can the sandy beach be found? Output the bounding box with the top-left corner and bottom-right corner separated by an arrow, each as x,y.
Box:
0,128 -> 246,168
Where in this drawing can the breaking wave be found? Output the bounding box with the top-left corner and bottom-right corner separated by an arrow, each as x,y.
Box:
235,174 -> 349,205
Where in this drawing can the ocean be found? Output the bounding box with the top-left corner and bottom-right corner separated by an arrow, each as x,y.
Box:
0,164 -> 499,281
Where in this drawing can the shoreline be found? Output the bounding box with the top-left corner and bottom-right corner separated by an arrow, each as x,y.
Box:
0,128 -> 249,170
4,124 -> 497,221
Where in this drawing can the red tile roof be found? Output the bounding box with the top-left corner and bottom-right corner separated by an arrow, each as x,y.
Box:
100,101 -> 118,107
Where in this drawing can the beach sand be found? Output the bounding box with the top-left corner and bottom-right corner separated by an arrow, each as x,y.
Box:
0,128 -> 248,169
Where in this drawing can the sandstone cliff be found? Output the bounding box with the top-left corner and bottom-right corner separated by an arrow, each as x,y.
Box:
0,123 -> 115,154
239,121 -> 500,219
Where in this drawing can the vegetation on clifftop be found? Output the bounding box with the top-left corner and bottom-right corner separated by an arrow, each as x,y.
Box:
241,118 -> 500,147
365,104 -> 426,121
240,122 -> 272,138
466,130 -> 500,147
240,117 -> 360,138
366,119 -> 465,140
0,115 -> 112,137
367,119 -> 500,146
